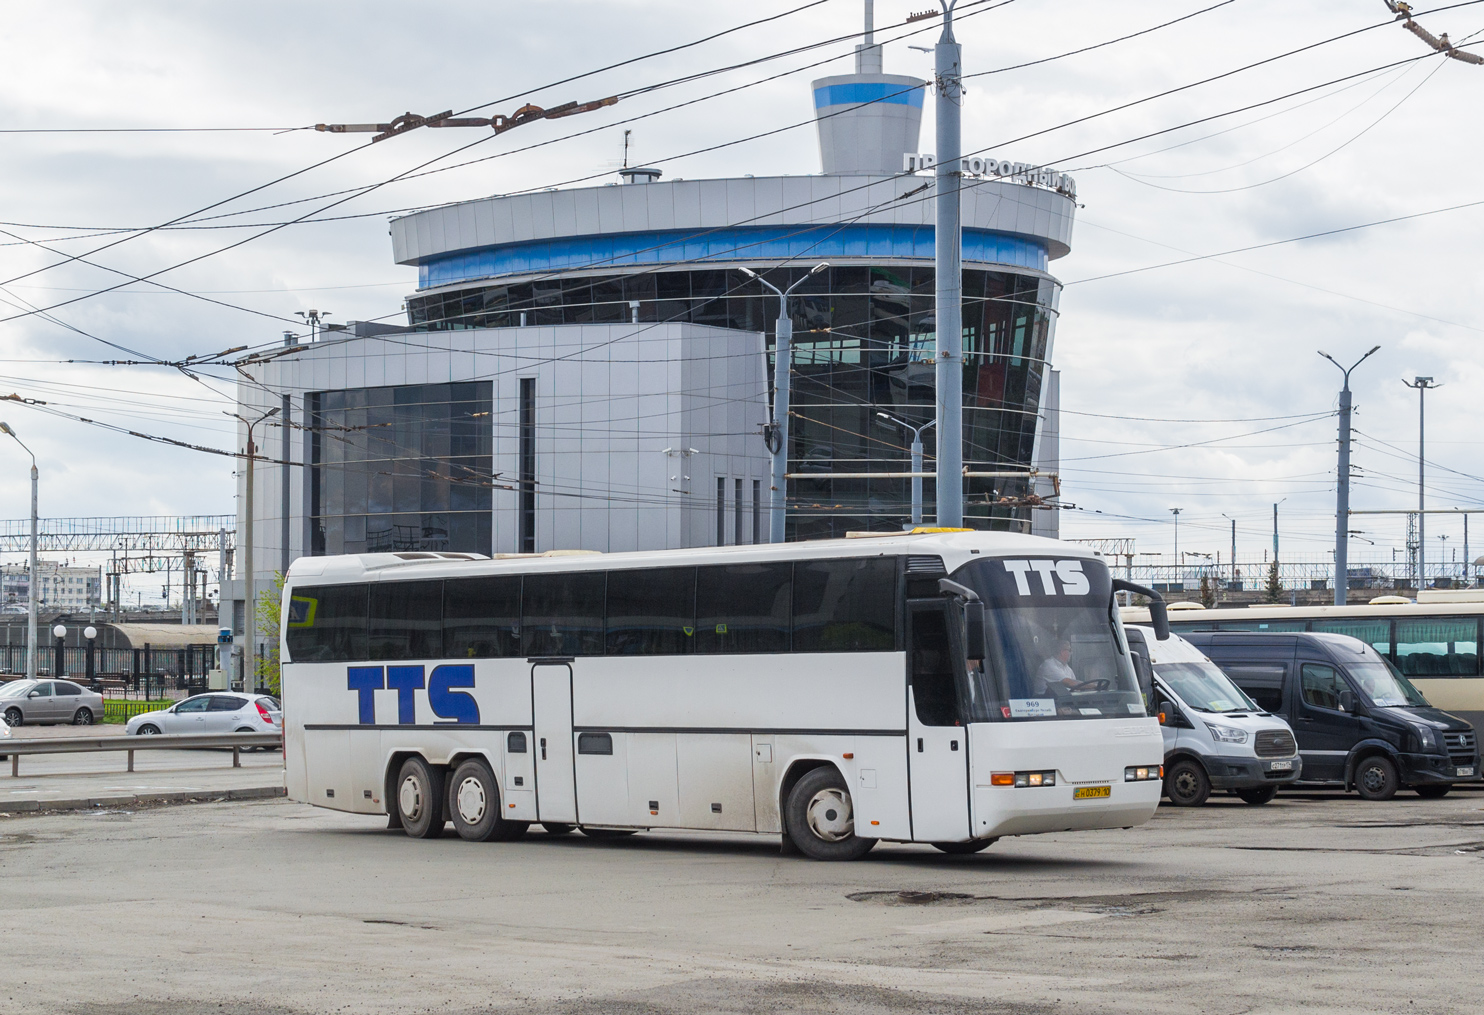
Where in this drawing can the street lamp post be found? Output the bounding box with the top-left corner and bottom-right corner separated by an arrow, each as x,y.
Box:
877,412 -> 937,526
1221,513 -> 1237,588
740,263 -> 829,543
229,405 -> 280,692
0,422 -> 39,680
1403,376 -> 1440,589
52,623 -> 66,678
84,625 -> 97,689
1320,345 -> 1380,605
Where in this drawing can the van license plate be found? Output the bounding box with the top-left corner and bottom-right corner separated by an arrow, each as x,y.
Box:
1073,786 -> 1111,800
1458,767 -> 1475,778
1268,760 -> 1293,771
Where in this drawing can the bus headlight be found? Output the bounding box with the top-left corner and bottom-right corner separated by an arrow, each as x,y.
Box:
991,771 -> 1057,787
1125,766 -> 1163,782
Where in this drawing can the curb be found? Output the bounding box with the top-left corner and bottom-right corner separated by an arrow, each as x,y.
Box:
0,785 -> 287,815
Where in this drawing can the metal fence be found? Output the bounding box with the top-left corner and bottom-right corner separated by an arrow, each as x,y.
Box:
0,642 -> 218,688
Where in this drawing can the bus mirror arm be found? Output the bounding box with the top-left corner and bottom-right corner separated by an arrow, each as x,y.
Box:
937,580 -> 987,661
1112,579 -> 1170,641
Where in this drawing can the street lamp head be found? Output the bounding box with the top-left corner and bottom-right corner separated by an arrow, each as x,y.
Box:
738,266 -> 758,280
808,262 -> 830,276
0,421 -> 12,436
83,626 -> 96,640
52,624 -> 66,639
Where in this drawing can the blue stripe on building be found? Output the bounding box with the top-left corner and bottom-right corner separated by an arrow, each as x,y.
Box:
812,82 -> 925,108
418,225 -> 1047,289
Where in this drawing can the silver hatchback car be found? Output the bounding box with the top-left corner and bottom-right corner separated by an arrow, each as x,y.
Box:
126,693 -> 282,736
0,679 -> 106,726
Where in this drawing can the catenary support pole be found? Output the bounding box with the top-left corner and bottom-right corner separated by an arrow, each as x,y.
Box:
934,1 -> 963,527
1404,376 -> 1438,589
1320,346 -> 1378,605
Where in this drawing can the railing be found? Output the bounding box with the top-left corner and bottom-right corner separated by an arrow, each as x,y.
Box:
103,699 -> 176,723
2,731 -> 281,776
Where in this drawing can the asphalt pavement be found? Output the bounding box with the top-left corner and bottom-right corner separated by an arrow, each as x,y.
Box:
0,786 -> 1480,1014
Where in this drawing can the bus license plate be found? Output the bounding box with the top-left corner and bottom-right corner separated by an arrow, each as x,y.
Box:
1269,760 -> 1293,771
1073,786 -> 1111,800
1458,767 -> 1475,778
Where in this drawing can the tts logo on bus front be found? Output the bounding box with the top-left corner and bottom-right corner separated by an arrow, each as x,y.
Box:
1001,559 -> 1090,597
346,665 -> 480,725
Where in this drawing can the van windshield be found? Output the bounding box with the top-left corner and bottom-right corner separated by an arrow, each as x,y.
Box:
1352,657 -> 1426,708
1155,661 -> 1258,714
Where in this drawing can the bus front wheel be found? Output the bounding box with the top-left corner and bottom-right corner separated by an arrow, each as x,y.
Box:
785,767 -> 877,861
396,757 -> 447,839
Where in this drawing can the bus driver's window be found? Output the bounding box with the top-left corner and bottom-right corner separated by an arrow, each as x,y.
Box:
911,607 -> 961,726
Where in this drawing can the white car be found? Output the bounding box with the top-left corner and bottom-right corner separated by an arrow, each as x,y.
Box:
0,718 -> 9,760
126,693 -> 282,736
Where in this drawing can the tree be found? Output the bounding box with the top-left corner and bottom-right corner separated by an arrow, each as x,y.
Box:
1264,559 -> 1284,604
254,572 -> 285,694
1199,573 -> 1216,609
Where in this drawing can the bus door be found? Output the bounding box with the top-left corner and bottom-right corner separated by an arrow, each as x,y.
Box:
906,602 -> 971,842
530,659 -> 578,824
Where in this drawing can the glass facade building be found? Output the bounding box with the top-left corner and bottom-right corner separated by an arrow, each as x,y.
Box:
404,264 -> 1055,538
307,383 -> 494,556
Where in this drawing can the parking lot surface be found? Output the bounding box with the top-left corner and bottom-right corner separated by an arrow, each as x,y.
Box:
1,788 -> 1481,1014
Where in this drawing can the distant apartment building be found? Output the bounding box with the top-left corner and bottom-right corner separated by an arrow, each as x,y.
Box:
1,561 -> 103,613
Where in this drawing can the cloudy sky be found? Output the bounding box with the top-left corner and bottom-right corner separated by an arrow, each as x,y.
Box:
1,0 -> 1480,602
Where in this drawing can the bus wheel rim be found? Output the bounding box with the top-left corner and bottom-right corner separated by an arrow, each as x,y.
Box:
806,788 -> 853,841
457,777 -> 486,823
399,776 -> 423,820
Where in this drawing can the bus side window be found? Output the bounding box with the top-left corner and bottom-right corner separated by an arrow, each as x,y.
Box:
285,584 -> 369,662
910,607 -> 960,726
521,571 -> 607,657
695,563 -> 791,654
368,579 -> 444,661
605,566 -> 697,655
793,558 -> 898,653
444,576 -> 521,658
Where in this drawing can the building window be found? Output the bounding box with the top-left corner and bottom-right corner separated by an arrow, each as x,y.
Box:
308,382 -> 493,556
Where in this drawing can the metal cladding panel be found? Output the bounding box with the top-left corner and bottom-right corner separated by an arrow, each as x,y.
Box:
696,180 -> 730,227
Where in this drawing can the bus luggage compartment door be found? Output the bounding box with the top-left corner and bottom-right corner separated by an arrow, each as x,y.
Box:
531,661 -> 578,824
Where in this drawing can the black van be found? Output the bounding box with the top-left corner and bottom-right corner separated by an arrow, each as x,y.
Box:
1181,631 -> 1480,800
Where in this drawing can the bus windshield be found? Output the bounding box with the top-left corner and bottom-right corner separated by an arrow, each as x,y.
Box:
956,555 -> 1145,721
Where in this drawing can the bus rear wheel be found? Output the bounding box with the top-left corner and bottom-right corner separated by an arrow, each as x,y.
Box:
448,759 -> 514,842
785,767 -> 877,861
396,757 -> 446,839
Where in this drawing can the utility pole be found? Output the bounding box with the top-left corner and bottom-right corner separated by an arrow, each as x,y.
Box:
1170,508 -> 1181,587
0,423 -> 39,679
1320,346 -> 1380,605
1222,513 -> 1237,587
1404,376 -> 1439,589
742,263 -> 829,543
934,0 -> 963,528
1273,498 -> 1286,561
231,406 -> 279,692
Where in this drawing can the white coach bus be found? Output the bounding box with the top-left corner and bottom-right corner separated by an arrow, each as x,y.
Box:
281,530 -> 1168,860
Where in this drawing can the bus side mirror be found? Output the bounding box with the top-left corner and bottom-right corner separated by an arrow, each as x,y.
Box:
964,600 -> 987,661
1113,578 -> 1170,641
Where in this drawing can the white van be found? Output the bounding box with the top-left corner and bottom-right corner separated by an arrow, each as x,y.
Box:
1124,626 -> 1302,806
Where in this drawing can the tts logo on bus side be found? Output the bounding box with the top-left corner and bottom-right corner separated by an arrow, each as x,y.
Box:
346,665 -> 480,725
1001,559 -> 1090,596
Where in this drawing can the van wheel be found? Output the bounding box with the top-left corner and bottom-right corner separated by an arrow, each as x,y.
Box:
1164,759 -> 1210,807
448,759 -> 509,842
1354,756 -> 1399,801
540,822 -> 575,836
1236,786 -> 1277,805
396,757 -> 446,838
1414,785 -> 1451,799
932,838 -> 997,854
784,766 -> 877,861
